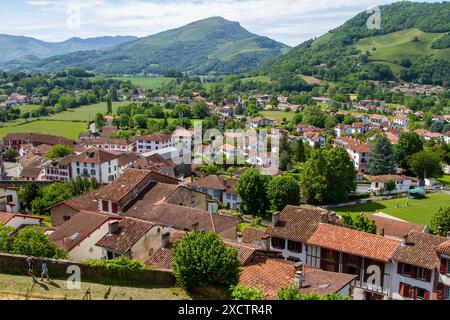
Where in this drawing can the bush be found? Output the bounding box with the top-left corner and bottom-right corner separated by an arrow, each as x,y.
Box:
12,226 -> 68,259
231,285 -> 265,300
276,285 -> 351,300
172,231 -> 240,291
83,257 -> 151,281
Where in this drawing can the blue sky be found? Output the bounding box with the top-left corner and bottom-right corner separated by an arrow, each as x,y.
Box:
0,0 -> 443,46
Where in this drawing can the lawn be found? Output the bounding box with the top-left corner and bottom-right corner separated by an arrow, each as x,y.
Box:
46,101 -> 130,122
237,222 -> 266,233
437,175 -> 450,187
260,111 -> 295,123
97,76 -> 175,90
0,120 -> 87,140
240,76 -> 271,83
0,273 -> 189,300
332,192 -> 450,225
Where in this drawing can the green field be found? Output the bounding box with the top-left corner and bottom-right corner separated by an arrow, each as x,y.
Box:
17,105 -> 40,113
0,120 -> 87,140
355,28 -> 449,75
0,273 -> 188,300
45,101 -> 130,122
332,192 -> 450,225
260,111 -> 295,123
240,76 -> 271,83
97,77 -> 175,90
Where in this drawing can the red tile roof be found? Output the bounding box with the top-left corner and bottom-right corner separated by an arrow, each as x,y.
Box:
266,205 -> 331,243
242,227 -> 266,244
365,214 -> 425,240
391,231 -> 448,269
139,132 -> 172,142
145,231 -> 186,269
334,137 -> 372,153
188,175 -> 238,194
307,224 -> 401,262
240,258 -> 356,299
95,217 -> 154,253
71,148 -> 119,164
49,211 -> 116,251
436,239 -> 450,255
369,174 -> 411,183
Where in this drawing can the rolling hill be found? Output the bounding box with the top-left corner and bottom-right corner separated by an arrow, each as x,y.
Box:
0,35 -> 138,63
260,1 -> 450,85
23,17 -> 289,76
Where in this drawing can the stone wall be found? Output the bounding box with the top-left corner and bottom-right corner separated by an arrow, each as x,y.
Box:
0,253 -> 175,287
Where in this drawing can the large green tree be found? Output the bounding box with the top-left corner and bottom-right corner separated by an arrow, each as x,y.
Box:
300,148 -> 356,205
430,207 -> 450,237
394,132 -> 423,170
267,175 -> 300,211
31,183 -> 73,214
45,144 -> 75,158
12,226 -> 68,259
236,168 -> 272,217
407,150 -> 442,179
172,231 -> 240,291
368,135 -> 396,175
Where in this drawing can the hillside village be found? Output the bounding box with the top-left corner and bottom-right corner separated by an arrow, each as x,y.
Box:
0,1 -> 449,302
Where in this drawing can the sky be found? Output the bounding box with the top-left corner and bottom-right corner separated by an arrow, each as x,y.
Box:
0,0 -> 443,46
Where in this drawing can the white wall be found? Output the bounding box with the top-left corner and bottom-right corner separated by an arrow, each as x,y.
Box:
6,216 -> 41,229
389,261 -> 435,300
69,223 -> 111,261
0,188 -> 20,213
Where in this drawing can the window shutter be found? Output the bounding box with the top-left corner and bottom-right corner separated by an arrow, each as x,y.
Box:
399,282 -> 405,296
410,286 -> 416,299
440,258 -> 447,274
424,290 -> 430,300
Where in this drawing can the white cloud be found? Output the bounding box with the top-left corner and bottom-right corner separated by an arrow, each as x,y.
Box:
15,0 -> 439,45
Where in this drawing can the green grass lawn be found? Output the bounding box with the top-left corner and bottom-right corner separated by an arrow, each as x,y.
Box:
260,111 -> 295,123
46,101 -> 130,122
332,193 -> 450,225
0,273 -> 189,300
240,76 -> 271,83
96,76 -> 175,90
437,175 -> 450,187
237,222 -> 267,233
17,105 -> 40,113
0,120 -> 87,140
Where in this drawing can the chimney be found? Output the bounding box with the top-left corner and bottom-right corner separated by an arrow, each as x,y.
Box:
237,232 -> 243,243
191,222 -> 199,231
272,212 -> 280,227
261,234 -> 270,251
161,232 -> 171,248
320,212 -> 328,223
108,220 -> 120,235
294,271 -> 304,289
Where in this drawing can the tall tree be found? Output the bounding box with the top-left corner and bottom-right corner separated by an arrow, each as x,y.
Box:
267,175 -> 300,211
106,98 -> 113,114
292,139 -> 306,163
394,132 -> 423,170
236,168 -> 271,217
368,135 -> 396,175
407,150 -> 442,179
430,207 -> 450,237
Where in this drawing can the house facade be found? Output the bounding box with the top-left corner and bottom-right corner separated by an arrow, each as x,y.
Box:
70,149 -> 120,184
136,133 -> 174,154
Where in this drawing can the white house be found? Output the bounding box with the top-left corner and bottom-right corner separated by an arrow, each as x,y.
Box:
303,132 -> 325,147
0,212 -> 43,229
369,175 -> 412,195
393,113 -> 409,127
249,117 -> 275,128
334,137 -> 372,172
136,133 -> 174,154
70,149 -> 120,184
49,211 -> 119,261
80,138 -> 136,153
0,186 -> 21,213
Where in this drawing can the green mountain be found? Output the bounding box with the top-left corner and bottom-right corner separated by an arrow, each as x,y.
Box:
0,35 -> 138,63
260,1 -> 450,85
29,17 -> 290,75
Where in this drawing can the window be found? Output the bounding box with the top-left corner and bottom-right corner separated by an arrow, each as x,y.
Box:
6,195 -> 13,203
91,163 -> 95,168
271,237 -> 285,250
77,168 -> 80,174
287,240 -> 302,253
447,260 -> 450,274
83,169 -> 89,176
90,169 -> 96,176
102,200 -> 109,212
416,288 -> 427,300
402,264 -> 412,277
445,286 -> 450,300
63,215 -> 71,221
111,202 -> 118,214
417,268 -> 429,282
399,282 -> 411,298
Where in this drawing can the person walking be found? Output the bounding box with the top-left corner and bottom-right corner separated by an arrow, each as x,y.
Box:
27,256 -> 36,283
40,259 -> 50,282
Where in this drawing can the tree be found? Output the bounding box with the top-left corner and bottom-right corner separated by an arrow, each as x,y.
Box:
231,285 -> 265,300
95,113 -> 104,131
236,168 -> 271,217
407,150 -> 442,179
430,207 -> 450,237
368,135 -> 396,175
18,183 -> 41,211
31,183 -> 73,214
196,164 -> 219,176
0,226 -> 14,253
292,139 -> 306,163
12,226 -> 68,259
341,214 -> 377,234
45,144 -> 74,158
4,148 -> 18,162
385,180 -> 397,194
172,231 -> 240,291
267,176 -> 300,211
276,285 -> 350,300
394,132 -> 423,170
300,148 -> 356,205
192,102 -> 209,119
106,99 -> 113,114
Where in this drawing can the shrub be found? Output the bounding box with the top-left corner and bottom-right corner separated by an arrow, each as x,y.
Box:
231,285 -> 265,300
